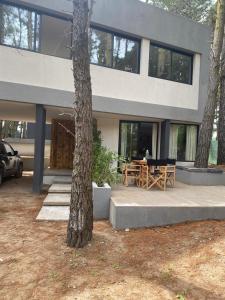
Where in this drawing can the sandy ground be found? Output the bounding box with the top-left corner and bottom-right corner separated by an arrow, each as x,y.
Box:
1,176 -> 225,299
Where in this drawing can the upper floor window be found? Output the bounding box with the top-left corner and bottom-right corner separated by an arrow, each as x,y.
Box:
90,27 -> 140,74
149,44 -> 193,85
0,4 -> 40,51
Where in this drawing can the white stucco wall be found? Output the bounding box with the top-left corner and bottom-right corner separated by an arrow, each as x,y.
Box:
0,43 -> 200,110
97,118 -> 119,153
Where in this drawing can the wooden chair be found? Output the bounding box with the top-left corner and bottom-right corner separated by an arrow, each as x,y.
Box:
164,165 -> 176,187
139,165 -> 149,188
147,166 -> 176,191
122,163 -> 141,187
147,168 -> 166,191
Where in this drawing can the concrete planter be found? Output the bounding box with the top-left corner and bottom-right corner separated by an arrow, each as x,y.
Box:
176,166 -> 225,186
92,182 -> 111,219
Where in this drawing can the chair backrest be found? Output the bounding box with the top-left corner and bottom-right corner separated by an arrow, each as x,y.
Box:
147,159 -> 157,166
131,155 -> 143,161
167,158 -> 176,165
157,159 -> 167,166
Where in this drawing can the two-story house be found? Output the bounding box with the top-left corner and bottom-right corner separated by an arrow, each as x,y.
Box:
0,0 -> 210,192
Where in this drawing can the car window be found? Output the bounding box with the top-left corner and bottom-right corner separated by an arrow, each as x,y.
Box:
0,143 -> 6,154
4,143 -> 14,156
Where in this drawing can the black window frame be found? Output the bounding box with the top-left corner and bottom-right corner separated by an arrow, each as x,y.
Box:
149,43 -> 193,85
90,25 -> 141,74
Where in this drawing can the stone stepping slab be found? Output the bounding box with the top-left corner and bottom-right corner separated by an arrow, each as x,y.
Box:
36,206 -> 69,221
43,193 -> 70,206
48,184 -> 71,194
53,176 -> 72,184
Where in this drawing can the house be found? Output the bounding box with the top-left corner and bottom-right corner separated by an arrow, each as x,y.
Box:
0,0 -> 210,193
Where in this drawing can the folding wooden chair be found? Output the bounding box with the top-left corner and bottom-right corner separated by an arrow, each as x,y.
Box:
147,170 -> 166,190
122,163 -> 141,187
146,160 -> 167,191
164,165 -> 176,187
139,165 -> 149,188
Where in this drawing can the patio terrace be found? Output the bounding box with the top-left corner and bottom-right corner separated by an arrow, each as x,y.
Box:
110,182 -> 225,229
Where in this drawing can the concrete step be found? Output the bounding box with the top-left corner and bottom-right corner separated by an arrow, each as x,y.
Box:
37,206 -> 69,221
48,183 -> 71,194
43,193 -> 70,206
53,176 -> 72,184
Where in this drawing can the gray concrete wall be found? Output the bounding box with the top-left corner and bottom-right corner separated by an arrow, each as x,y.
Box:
110,201 -> 225,229
176,167 -> 225,186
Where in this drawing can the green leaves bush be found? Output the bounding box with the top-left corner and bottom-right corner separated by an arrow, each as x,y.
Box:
92,126 -> 121,187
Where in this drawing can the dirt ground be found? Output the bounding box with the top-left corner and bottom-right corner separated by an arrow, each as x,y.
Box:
1,176 -> 225,299
209,164 -> 225,171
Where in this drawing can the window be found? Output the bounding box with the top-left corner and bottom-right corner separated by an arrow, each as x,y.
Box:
0,3 -> 40,51
149,44 -> 193,84
4,143 -> 14,156
0,143 -> 6,155
90,27 -> 140,73
119,121 -> 158,162
113,36 -> 139,73
172,52 -> 192,84
169,124 -> 197,161
40,15 -> 72,59
90,28 -> 112,67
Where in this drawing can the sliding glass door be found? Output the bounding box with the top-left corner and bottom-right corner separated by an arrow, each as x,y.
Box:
119,121 -> 158,161
169,124 -> 198,161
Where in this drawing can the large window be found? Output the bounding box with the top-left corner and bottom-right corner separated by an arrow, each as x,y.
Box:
119,121 -> 158,162
40,15 -> 72,59
149,44 -> 193,84
0,3 -> 40,51
169,124 -> 198,161
90,28 -> 140,73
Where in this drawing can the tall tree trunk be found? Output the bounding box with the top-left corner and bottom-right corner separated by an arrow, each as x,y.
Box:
217,35 -> 225,164
195,0 -> 225,168
0,4 -> 4,44
0,121 -> 2,139
27,11 -> 33,50
67,0 -> 93,248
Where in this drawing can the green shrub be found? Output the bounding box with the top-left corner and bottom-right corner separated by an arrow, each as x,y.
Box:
92,126 -> 121,187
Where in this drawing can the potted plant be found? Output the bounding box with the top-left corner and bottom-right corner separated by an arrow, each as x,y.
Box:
92,126 -> 121,219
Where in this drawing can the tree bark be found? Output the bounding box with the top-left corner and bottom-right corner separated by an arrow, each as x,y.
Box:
195,0 -> 225,168
0,121 -> 2,139
0,5 -> 4,44
217,35 -> 225,164
27,11 -> 33,50
67,0 -> 93,248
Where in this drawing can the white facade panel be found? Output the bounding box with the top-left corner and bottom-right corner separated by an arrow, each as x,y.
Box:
97,118 -> 119,153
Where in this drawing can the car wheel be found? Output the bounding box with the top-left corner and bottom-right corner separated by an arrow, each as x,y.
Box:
15,164 -> 23,178
0,171 -> 2,186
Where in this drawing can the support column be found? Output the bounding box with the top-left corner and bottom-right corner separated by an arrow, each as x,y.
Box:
32,104 -> 46,193
160,120 -> 170,159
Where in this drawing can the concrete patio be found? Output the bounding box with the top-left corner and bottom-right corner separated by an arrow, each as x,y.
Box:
110,182 -> 225,229
37,179 -> 225,229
